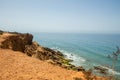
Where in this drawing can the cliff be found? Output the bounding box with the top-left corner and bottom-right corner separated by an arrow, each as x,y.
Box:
0,33 -> 33,52
0,31 -> 81,71
0,30 -> 109,80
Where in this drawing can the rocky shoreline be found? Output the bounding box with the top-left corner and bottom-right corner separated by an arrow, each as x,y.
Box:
0,30 -> 85,71
0,30 -> 109,80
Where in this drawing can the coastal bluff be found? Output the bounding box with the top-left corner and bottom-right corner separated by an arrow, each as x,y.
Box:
0,30 -> 108,80
0,31 -> 74,69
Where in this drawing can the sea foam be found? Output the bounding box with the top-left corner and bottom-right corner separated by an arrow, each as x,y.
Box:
51,47 -> 86,66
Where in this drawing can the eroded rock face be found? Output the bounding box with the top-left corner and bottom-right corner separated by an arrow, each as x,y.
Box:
0,30 -> 4,35
0,33 -> 33,52
0,31 -> 84,71
24,41 -> 64,61
24,42 -> 78,69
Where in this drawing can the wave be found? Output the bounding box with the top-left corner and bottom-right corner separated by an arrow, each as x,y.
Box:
51,47 -> 86,66
51,47 -> 120,76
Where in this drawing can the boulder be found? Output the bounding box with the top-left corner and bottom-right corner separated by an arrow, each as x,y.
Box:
24,41 -> 64,61
0,33 -> 33,52
0,30 -> 4,35
94,66 -> 108,74
76,66 -> 85,71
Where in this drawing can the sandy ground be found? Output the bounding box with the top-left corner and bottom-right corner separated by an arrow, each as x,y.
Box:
0,49 -> 87,80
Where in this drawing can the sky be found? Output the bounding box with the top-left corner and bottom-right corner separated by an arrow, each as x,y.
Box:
0,0 -> 120,34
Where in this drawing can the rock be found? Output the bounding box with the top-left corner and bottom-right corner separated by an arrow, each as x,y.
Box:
0,31 -> 85,72
74,66 -> 85,71
83,69 -> 93,80
94,66 -> 108,74
24,41 -> 78,70
43,47 -> 64,57
0,33 -> 33,52
24,41 -> 64,61
0,30 -> 4,35
46,59 -> 56,65
24,41 -> 40,56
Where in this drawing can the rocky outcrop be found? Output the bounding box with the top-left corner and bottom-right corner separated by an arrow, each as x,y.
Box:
0,33 -> 33,52
94,66 -> 108,74
24,41 -> 64,61
0,31 -> 110,80
75,66 -> 85,71
0,31 -> 87,72
24,41 -> 76,69
0,30 -> 4,35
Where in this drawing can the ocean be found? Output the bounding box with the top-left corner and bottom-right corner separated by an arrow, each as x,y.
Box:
33,33 -> 120,77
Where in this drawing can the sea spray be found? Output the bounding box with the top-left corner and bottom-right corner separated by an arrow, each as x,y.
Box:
51,46 -> 120,77
51,47 -> 86,66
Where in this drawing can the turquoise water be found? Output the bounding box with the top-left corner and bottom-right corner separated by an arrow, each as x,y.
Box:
33,33 -> 120,76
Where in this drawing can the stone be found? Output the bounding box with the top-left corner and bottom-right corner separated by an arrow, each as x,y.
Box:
94,66 -> 108,74
0,33 -> 33,52
75,66 -> 85,71
0,31 -> 85,72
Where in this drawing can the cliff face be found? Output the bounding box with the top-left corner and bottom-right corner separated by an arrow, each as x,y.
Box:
0,32 -> 64,61
0,32 -> 72,68
0,31 -> 109,80
25,41 -> 64,61
0,33 -> 33,52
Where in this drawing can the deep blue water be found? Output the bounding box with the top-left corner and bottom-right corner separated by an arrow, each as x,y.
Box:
32,33 -> 120,76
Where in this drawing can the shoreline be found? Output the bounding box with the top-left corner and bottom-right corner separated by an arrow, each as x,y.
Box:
52,46 -> 120,75
0,30 -> 110,80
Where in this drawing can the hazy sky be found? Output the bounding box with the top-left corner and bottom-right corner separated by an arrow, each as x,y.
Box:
0,0 -> 120,33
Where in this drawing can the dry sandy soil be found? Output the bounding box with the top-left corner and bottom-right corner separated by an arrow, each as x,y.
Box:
0,49 -> 87,80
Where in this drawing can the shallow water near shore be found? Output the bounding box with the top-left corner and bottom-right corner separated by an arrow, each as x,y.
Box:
33,33 -> 120,77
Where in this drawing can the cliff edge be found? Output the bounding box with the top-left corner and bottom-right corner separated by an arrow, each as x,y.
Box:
0,30 -> 109,80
